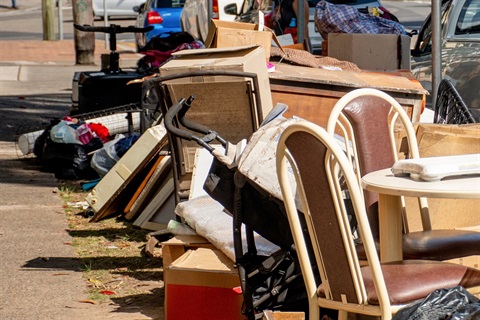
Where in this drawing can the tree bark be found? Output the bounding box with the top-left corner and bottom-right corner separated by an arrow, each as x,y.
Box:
72,0 -> 95,65
41,0 -> 55,40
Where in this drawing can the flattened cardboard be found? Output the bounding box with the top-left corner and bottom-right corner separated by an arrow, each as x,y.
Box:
328,33 -> 411,71
404,124 -> 480,233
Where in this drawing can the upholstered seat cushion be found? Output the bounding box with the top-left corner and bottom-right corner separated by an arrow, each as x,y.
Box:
317,260 -> 480,305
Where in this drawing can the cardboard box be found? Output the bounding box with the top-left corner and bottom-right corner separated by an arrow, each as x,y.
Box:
445,255 -> 480,270
205,20 -> 276,59
161,234 -> 215,268
164,248 -> 244,320
327,33 -> 411,71
445,225 -> 479,269
404,124 -> 480,233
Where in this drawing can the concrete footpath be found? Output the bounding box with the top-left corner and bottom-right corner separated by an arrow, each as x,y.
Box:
0,20 -> 155,320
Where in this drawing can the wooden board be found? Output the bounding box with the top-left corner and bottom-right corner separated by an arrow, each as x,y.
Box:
133,173 -> 175,230
86,125 -> 168,222
124,156 -> 172,221
123,154 -> 165,216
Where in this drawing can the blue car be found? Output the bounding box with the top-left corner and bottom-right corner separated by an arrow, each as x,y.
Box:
134,0 -> 185,51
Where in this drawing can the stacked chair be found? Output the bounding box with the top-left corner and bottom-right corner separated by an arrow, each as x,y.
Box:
275,119 -> 480,320
325,88 -> 480,261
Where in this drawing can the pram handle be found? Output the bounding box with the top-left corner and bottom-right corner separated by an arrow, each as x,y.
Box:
178,96 -> 227,146
74,24 -> 154,34
177,95 -> 208,134
164,98 -> 216,152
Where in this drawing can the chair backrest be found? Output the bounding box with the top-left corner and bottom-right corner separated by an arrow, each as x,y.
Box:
435,78 -> 476,124
326,88 -> 426,236
276,120 -> 391,319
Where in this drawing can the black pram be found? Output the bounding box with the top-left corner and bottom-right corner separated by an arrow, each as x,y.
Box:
162,95 -> 313,320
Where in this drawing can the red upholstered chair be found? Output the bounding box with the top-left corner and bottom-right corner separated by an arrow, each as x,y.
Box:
276,120 -> 480,320
326,88 -> 480,261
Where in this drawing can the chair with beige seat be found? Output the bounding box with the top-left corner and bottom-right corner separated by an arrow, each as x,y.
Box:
325,88 -> 480,261
275,120 -> 480,320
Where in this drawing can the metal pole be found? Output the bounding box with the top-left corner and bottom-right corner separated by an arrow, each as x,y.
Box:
57,0 -> 63,40
297,0 -> 305,46
103,0 -> 109,49
431,0 -> 442,109
207,0 -> 212,26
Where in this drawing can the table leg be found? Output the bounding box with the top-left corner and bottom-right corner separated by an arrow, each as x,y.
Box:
378,193 -> 403,262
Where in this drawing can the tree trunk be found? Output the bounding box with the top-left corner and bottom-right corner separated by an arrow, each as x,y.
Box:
41,0 -> 55,40
72,0 -> 95,65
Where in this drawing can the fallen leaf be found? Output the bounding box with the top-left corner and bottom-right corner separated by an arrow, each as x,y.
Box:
79,300 -> 97,305
99,290 -> 115,295
89,278 -> 103,288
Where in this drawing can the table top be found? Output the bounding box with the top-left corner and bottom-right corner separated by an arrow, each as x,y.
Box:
361,168 -> 480,199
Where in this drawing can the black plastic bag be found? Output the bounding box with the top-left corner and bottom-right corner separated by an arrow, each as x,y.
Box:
35,120 -> 102,180
393,286 -> 480,320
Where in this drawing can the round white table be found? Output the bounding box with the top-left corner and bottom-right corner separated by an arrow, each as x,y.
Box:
361,168 -> 480,262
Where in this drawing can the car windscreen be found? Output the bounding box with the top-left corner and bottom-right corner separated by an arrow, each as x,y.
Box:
456,0 -> 480,35
153,0 -> 185,8
325,0 -> 379,5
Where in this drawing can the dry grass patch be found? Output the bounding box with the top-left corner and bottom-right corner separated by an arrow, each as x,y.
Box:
58,181 -> 165,308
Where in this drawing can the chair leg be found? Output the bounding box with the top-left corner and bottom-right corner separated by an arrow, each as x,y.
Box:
338,310 -> 348,320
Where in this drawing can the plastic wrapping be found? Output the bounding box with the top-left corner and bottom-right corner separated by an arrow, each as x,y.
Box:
90,135 -> 124,177
393,286 -> 480,320
175,195 -> 279,262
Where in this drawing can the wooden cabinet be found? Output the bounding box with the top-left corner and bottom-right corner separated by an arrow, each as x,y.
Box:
269,63 -> 428,127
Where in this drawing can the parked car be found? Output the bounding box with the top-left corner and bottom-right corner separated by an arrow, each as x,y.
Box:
92,0 -> 144,18
411,0 -> 480,120
179,0 -> 248,43
134,0 -> 185,50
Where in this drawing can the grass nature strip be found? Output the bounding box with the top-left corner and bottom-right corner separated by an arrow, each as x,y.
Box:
58,182 -> 164,306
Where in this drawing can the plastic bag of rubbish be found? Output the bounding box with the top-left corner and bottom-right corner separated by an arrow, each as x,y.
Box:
50,120 -> 82,145
392,286 -> 480,320
90,135 -> 125,177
